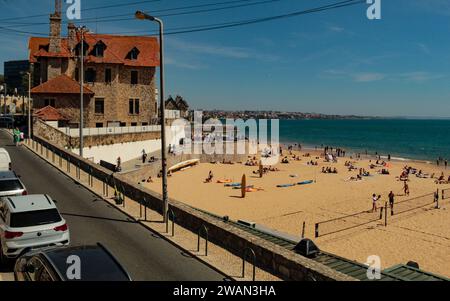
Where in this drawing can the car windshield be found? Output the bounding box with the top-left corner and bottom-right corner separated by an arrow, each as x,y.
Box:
0,179 -> 23,191
10,209 -> 62,227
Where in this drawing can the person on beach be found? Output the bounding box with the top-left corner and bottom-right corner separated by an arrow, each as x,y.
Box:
116,157 -> 121,172
388,191 -> 395,210
371,194 -> 381,212
205,171 -> 213,183
141,149 -> 147,164
403,181 -> 410,196
445,160 -> 448,169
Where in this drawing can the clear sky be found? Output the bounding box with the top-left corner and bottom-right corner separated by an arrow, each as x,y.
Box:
0,0 -> 449,117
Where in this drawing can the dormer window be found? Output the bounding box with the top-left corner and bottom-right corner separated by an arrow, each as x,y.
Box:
75,42 -> 89,57
126,47 -> 140,60
91,41 -> 106,57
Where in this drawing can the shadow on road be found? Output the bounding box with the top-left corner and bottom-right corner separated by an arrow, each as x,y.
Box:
61,212 -> 137,224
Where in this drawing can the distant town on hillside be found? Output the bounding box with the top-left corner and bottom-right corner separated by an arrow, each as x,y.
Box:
201,110 -> 377,120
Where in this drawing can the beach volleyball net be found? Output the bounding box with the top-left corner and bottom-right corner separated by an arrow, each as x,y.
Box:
390,192 -> 436,216
315,208 -> 384,238
442,188 -> 450,200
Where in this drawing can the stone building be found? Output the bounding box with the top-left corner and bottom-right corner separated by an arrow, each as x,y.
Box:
28,4 -> 160,128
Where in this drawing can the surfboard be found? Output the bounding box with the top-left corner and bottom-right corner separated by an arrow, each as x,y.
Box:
168,159 -> 200,173
277,184 -> 296,188
241,174 -> 246,198
297,180 -> 314,185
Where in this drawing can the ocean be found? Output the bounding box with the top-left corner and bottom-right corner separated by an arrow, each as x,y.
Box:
275,119 -> 450,162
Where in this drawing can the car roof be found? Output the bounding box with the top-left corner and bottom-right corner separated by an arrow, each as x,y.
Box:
0,148 -> 9,154
41,244 -> 132,281
2,194 -> 56,213
0,171 -> 17,179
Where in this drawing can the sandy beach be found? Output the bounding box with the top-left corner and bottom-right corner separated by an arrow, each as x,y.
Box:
140,149 -> 450,278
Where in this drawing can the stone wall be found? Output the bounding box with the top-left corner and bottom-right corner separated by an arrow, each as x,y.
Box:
31,134 -> 357,281
33,118 -> 161,149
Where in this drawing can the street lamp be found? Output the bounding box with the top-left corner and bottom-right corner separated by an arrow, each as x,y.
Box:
135,10 -> 169,223
77,26 -> 86,157
23,72 -> 32,139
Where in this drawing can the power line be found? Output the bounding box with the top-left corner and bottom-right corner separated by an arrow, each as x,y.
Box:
0,0 -> 277,28
0,0 -> 365,38
0,0 -> 162,22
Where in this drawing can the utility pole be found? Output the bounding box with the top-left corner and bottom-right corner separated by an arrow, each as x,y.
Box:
27,72 -> 32,139
78,26 -> 85,157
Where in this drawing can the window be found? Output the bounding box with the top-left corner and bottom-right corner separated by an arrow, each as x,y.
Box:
105,68 -> 112,83
44,99 -> 56,107
96,123 -> 104,128
129,100 -> 134,115
75,68 -> 79,81
134,99 -> 140,114
131,71 -> 138,85
85,68 -> 96,83
10,209 -> 62,228
142,122 -> 148,126
129,98 -> 139,115
95,98 -> 104,114
131,122 -> 137,127
120,122 -> 126,127
75,42 -> 88,57
127,47 -> 140,60
0,180 -> 24,191
92,41 -> 105,57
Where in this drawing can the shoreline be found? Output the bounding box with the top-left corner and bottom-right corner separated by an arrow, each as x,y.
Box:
279,141 -> 436,166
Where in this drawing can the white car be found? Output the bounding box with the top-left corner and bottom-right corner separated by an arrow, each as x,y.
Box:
0,195 -> 70,264
0,148 -> 11,171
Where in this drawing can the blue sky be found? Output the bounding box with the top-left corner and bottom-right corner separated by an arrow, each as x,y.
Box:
1,0 -> 450,117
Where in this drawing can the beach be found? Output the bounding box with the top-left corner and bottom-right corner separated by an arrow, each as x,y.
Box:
141,149 -> 450,278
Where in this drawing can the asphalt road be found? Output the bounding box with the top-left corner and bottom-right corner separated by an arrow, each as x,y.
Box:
0,130 -> 227,281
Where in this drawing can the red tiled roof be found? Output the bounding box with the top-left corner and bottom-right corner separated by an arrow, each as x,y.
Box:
29,34 -> 160,67
34,106 -> 69,121
29,38 -> 72,63
31,74 -> 94,94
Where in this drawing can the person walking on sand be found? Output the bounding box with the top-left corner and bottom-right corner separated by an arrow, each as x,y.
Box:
389,191 -> 395,211
371,194 -> 381,213
141,149 -> 147,164
445,160 -> 448,170
116,157 -> 122,172
403,181 -> 410,196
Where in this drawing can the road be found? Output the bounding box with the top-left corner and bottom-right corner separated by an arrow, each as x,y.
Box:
0,130 -> 227,281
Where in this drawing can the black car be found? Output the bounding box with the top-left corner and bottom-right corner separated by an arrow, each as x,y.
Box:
14,243 -> 132,281
0,116 -> 14,129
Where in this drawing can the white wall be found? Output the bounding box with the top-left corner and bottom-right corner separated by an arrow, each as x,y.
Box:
71,125 -> 187,164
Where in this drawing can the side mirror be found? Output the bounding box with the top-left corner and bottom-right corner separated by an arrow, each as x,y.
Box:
53,200 -> 58,204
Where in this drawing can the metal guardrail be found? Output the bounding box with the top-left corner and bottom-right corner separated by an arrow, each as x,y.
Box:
197,224 -> 209,256
242,247 -> 256,281
166,207 -> 175,237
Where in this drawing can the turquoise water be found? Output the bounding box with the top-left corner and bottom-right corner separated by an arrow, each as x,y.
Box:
276,119 -> 450,161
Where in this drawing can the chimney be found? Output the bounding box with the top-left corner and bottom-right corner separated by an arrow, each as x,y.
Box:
49,0 -> 62,53
67,23 -> 77,52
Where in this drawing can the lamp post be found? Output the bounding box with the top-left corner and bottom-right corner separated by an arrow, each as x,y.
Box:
26,72 -> 32,139
77,26 -> 86,157
135,11 -> 168,222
